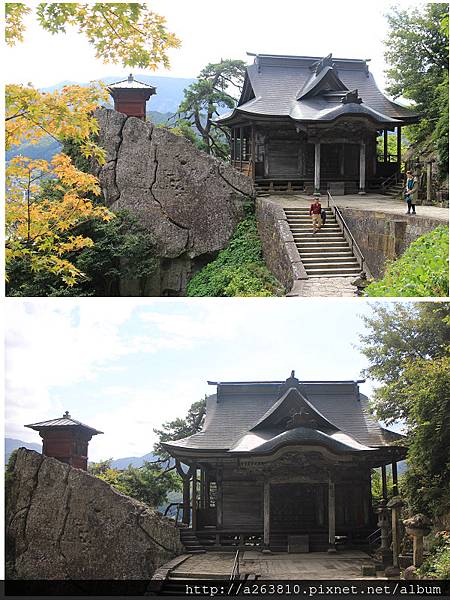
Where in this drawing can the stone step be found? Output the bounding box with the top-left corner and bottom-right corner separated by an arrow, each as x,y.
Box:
289,226 -> 341,231
305,266 -> 361,275
293,233 -> 346,239
296,242 -> 348,248
299,249 -> 353,256
301,257 -> 359,265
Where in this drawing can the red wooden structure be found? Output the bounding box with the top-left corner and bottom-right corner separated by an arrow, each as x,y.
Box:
107,74 -> 156,120
25,412 -> 103,470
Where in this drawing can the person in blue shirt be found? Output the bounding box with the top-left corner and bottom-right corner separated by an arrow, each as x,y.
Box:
404,171 -> 418,214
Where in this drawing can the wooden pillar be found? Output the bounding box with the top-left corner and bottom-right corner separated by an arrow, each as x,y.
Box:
240,126 -> 243,171
396,126 -> 402,172
231,129 -> 235,163
381,465 -> 388,500
250,125 -> 256,180
328,477 -> 336,552
359,139 -> 366,195
263,480 -> 270,549
427,161 -> 432,204
392,461 -> 398,496
340,143 -> 345,176
216,467 -> 223,530
314,142 -> 321,196
383,129 -> 388,163
182,472 -> 191,525
191,464 -> 198,531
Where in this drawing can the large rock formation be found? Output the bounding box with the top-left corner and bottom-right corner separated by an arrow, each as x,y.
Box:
96,109 -> 254,295
6,449 -> 183,580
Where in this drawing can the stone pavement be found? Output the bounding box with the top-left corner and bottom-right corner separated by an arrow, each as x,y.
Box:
289,277 -> 357,297
264,192 -> 449,222
170,550 -> 382,580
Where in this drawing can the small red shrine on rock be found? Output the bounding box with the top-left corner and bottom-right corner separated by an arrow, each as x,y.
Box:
107,74 -> 156,120
25,411 -> 103,471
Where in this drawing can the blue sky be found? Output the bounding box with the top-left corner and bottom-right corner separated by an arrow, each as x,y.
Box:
5,298 -> 398,461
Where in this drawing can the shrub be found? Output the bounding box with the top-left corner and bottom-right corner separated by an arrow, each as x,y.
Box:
365,226 -> 449,297
418,531 -> 450,580
186,215 -> 284,297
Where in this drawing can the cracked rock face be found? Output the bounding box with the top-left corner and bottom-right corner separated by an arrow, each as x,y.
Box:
6,449 -> 183,580
95,108 -> 254,295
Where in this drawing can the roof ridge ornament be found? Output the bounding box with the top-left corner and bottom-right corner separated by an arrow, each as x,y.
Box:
342,89 -> 363,104
314,53 -> 334,75
63,410 -> 71,418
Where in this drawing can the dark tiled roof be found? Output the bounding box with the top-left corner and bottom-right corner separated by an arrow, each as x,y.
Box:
25,413 -> 103,435
217,53 -> 419,125
163,378 -> 403,454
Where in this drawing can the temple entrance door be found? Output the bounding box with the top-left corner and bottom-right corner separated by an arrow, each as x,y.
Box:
270,483 -> 325,532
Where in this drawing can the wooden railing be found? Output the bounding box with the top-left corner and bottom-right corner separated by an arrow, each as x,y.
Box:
327,192 -> 366,274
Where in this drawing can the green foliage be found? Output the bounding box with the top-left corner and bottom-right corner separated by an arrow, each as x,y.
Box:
418,531 -> 450,579
186,214 -> 284,297
89,459 -> 180,507
365,226 -> 449,297
6,207 -> 158,296
154,398 -> 207,459
384,3 -> 449,179
173,59 -> 246,158
371,468 -> 394,503
359,303 -> 450,518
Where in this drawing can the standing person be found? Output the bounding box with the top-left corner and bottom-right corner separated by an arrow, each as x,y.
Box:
310,197 -> 322,234
404,170 -> 418,214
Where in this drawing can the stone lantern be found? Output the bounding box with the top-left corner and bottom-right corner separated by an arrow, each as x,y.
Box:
375,499 -> 392,565
403,514 -> 431,567
386,495 -> 404,576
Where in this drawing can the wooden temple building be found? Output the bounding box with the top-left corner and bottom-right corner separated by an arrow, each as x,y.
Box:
107,74 -> 156,120
25,411 -> 103,471
163,373 -> 405,552
216,53 -> 420,195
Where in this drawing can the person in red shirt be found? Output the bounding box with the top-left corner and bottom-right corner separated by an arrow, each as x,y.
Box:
309,198 -> 322,233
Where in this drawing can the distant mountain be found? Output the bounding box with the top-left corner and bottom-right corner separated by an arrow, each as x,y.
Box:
110,452 -> 159,470
41,75 -> 196,114
6,110 -> 174,163
5,438 -> 41,464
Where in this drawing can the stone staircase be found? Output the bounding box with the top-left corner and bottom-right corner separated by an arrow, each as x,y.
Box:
180,528 -> 206,554
382,180 -> 404,198
284,207 -> 362,278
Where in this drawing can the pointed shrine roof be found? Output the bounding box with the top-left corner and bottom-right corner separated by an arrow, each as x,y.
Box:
25,412 -> 103,435
108,74 -> 156,92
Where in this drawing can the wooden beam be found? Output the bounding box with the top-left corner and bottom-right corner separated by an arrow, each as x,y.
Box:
381,465 -> 388,500
314,142 -> 321,196
250,124 -> 256,180
263,480 -> 270,548
182,472 -> 191,525
397,126 -> 402,172
191,464 -> 198,531
359,139 -> 366,195
328,477 -> 336,552
392,461 -> 398,496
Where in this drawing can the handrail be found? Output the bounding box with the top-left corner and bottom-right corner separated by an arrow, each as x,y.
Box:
230,548 -> 240,581
380,171 -> 402,192
367,528 -> 381,543
327,192 -> 365,273
163,502 -> 184,526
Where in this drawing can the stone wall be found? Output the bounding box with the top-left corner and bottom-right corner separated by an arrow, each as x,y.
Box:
6,449 -> 183,580
338,208 -> 446,278
256,197 -> 307,294
96,109 -> 254,296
